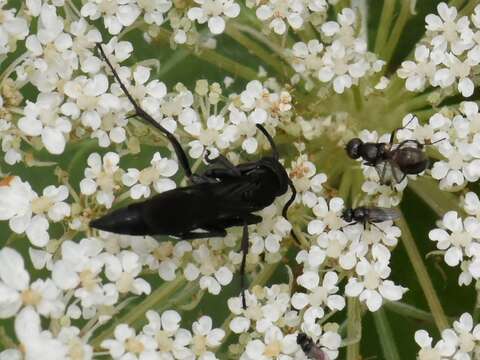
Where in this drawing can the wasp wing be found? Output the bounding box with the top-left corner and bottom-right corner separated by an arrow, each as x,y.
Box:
367,207 -> 401,223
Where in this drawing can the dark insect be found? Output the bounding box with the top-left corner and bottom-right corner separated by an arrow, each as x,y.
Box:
341,206 -> 400,231
297,333 -> 328,360
90,43 -> 296,308
345,118 -> 443,185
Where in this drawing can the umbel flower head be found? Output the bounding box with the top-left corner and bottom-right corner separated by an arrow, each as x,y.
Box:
2,1 -> 480,359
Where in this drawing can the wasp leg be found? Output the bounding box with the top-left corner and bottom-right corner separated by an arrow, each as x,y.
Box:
96,43 -> 194,180
240,220 -> 249,309
177,228 -> 227,240
256,124 -> 279,160
208,214 -> 262,229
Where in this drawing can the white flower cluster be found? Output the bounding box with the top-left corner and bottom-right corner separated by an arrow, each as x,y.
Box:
299,195 -> 406,311
415,312 -> 480,359
0,176 -> 70,247
123,152 -> 179,199
187,0 -> 240,35
429,204 -> 480,286
289,8 -> 385,93
228,284 -> 342,359
398,103 -> 480,190
102,310 -> 224,359
0,1 -> 29,55
249,0 -> 328,35
81,0 -> 172,35
177,79 -> 292,158
398,2 -> 480,97
0,306 -> 92,360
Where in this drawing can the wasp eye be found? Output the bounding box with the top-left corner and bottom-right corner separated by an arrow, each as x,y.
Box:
346,138 -> 362,159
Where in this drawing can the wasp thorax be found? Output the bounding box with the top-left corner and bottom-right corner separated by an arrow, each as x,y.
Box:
345,138 -> 363,159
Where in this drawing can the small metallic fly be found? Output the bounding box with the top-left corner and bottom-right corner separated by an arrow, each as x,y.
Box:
341,206 -> 400,231
345,117 -> 444,185
297,333 -> 328,360
91,43 -> 296,308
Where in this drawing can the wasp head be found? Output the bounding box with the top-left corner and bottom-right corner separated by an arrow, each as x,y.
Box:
346,138 -> 363,159
341,208 -> 354,223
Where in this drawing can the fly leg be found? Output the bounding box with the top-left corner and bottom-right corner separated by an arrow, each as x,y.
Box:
389,115 -> 418,146
96,44 -> 194,180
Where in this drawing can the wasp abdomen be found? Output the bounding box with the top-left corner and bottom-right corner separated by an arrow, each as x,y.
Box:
90,203 -> 150,235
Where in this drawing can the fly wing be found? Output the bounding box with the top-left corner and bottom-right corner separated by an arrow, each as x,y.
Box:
308,346 -> 328,360
374,160 -> 405,185
368,207 -> 401,222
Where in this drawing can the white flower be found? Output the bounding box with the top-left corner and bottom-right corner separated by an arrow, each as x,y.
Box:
14,307 -> 68,359
81,0 -> 141,35
244,326 -> 297,359
345,259 -> 407,311
293,271 -> 346,313
80,152 -> 121,208
429,211 -> 480,268
254,0 -> 307,34
102,251 -> 151,295
18,92 -> 72,154
24,4 -> 77,92
52,238 -> 117,309
190,316 -> 225,358
415,312 -> 480,359
0,1 -> 29,55
122,152 -> 178,199
0,249 -> 63,319
187,0 -> 240,35
101,324 -> 157,359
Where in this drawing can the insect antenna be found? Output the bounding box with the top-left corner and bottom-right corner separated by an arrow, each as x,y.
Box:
256,124 -> 279,160
95,43 -> 194,179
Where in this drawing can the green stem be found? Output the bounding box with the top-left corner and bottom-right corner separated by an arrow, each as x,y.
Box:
408,177 -> 463,217
459,0 -> 480,16
373,308 -> 401,360
374,0 -> 396,56
352,85 -> 363,111
384,301 -> 436,324
153,28 -> 257,81
91,276 -> 186,349
0,326 -> 16,349
382,0 -> 413,63
224,25 -> 290,79
397,213 -> 450,331
346,297 -> 361,360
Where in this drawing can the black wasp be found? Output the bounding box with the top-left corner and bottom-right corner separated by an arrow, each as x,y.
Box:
90,44 -> 296,308
345,117 -> 443,185
341,206 -> 400,230
297,333 -> 328,360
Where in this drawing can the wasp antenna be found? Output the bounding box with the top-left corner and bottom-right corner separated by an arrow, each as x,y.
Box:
96,43 -> 194,179
256,124 -> 279,160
